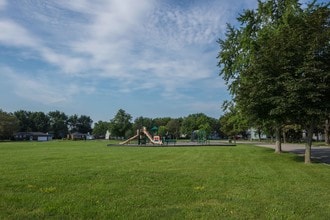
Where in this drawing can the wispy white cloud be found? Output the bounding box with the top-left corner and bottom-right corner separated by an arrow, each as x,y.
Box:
144,1 -> 226,49
0,0 -> 230,89
0,0 -> 6,10
0,65 -> 94,105
0,20 -> 39,47
0,19 -> 87,75
0,0 -> 254,118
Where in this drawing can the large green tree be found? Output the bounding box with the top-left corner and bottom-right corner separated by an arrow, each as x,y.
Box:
166,118 -> 182,138
67,114 -> 93,134
67,114 -> 79,133
14,110 -> 51,133
48,111 -> 68,139
152,117 -> 172,128
133,116 -> 153,131
109,109 -> 132,138
293,3 -> 330,161
30,111 -> 50,132
77,115 -> 93,134
93,121 -> 110,138
219,105 -> 249,142
14,110 -> 32,132
0,110 -> 19,140
180,113 -> 216,138
218,0 -> 330,163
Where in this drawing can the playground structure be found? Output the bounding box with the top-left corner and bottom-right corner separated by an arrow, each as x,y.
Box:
117,128 -> 215,146
108,128 -> 236,147
191,130 -> 209,144
120,127 -> 162,145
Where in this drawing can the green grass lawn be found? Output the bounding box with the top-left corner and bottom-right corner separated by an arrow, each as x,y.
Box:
1,141 -> 329,219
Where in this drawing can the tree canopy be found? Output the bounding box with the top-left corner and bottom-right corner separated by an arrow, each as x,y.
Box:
218,0 -> 330,162
93,121 -> 110,138
0,110 -> 19,140
109,109 -> 133,138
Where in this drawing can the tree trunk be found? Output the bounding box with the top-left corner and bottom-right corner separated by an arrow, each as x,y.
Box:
305,126 -> 313,164
325,119 -> 330,145
275,127 -> 282,153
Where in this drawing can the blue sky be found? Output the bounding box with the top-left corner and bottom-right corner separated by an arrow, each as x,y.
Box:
0,0 -> 325,122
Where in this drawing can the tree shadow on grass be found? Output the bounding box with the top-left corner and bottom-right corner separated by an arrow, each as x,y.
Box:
291,154 -> 305,163
260,147 -> 275,153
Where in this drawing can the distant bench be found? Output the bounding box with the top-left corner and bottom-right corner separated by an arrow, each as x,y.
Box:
163,139 -> 177,145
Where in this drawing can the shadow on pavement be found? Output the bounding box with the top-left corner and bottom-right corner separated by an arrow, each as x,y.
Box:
290,148 -> 330,164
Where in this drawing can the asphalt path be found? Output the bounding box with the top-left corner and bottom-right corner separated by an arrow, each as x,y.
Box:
256,143 -> 330,164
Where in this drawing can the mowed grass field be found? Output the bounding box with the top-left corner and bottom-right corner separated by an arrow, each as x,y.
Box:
1,141 -> 329,219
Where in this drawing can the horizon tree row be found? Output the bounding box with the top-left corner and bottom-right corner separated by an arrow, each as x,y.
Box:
0,109 -> 93,139
93,109 -> 222,140
1,108 -> 327,143
0,108 -> 222,140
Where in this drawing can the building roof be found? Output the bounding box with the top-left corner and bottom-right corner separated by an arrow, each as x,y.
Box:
15,132 -> 51,136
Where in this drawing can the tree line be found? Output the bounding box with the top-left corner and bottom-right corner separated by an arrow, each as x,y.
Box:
0,109 -> 93,139
92,109 -> 221,139
1,106 -> 328,145
0,109 -> 222,140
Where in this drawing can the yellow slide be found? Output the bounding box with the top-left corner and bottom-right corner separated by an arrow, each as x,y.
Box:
143,128 -> 162,145
119,134 -> 139,145
119,127 -> 162,145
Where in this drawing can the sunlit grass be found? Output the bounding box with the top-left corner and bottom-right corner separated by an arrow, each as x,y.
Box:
1,140 -> 329,219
